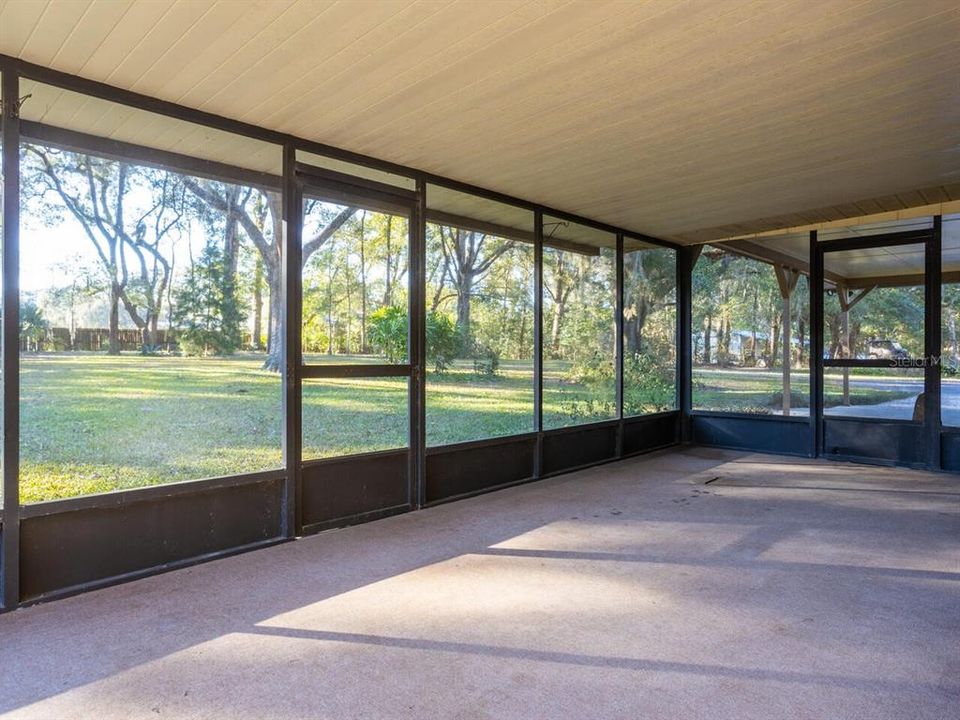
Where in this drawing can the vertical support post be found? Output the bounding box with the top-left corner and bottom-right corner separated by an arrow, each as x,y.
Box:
838,286 -> 851,405
925,215 -> 942,470
678,245 -> 695,442
615,232 -> 624,457
410,179 -> 427,507
2,70 -> 21,609
773,266 -> 798,416
782,291 -> 792,415
281,143 -> 301,537
533,209 -> 543,477
810,230 -> 823,458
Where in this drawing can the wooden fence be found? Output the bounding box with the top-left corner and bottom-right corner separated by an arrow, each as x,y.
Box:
20,328 -> 256,353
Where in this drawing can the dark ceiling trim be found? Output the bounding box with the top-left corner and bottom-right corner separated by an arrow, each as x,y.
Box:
20,120 -> 282,192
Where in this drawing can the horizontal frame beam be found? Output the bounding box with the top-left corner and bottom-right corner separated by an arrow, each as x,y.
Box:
19,469 -> 286,519
424,208 -> 535,244
21,120 -> 282,191
296,162 -> 417,211
819,229 -> 933,253
301,364 -> 412,378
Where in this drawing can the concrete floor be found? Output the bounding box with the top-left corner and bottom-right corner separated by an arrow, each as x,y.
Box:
1,448 -> 958,720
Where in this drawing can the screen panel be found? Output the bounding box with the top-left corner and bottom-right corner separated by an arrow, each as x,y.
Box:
542,217 -> 616,430
18,81 -> 284,503
425,185 -> 535,446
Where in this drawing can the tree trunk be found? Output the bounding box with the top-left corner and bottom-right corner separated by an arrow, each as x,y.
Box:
716,317 -> 725,365
263,266 -> 283,372
221,186 -> 241,348
262,193 -> 284,372
148,314 -> 160,347
549,262 -> 567,356
359,212 -> 368,353
456,271 -> 474,348
345,272 -> 352,355
108,281 -> 121,355
550,299 -> 564,356
703,315 -> 712,365
266,296 -> 274,357
723,319 -> 732,362
383,215 -> 393,307
252,254 -> 264,350
518,306 -> 527,357
326,260 -> 336,356
625,298 -> 649,355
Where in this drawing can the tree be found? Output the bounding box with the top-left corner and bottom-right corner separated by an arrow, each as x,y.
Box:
368,306 -> 406,363
624,248 -> 675,355
433,224 -> 515,346
544,249 -> 576,357
19,299 -> 50,351
42,256 -> 108,347
183,181 -> 356,370
22,146 -> 183,353
172,241 -> 243,355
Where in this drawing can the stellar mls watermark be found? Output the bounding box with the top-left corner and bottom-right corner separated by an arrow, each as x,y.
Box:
892,356 -> 943,368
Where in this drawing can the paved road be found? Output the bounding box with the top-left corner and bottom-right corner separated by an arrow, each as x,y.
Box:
826,377 -> 960,424
695,368 -> 960,424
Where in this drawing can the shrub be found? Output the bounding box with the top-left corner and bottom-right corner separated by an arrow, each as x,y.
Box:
472,343 -> 500,377
561,350 -> 675,420
140,343 -> 165,357
19,300 -> 50,350
369,306 -> 408,363
623,353 -> 675,413
369,306 -> 461,371
427,311 -> 460,372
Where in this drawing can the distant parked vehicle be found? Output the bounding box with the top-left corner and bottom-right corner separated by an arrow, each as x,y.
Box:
867,339 -> 909,360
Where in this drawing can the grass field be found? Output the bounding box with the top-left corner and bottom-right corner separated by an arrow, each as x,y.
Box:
13,356 -> 928,504
15,353 -> 616,503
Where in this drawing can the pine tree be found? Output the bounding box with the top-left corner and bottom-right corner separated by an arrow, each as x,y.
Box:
173,242 -> 244,356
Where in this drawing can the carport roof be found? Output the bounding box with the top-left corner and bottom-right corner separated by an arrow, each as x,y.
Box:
2,0 -> 959,245
707,214 -> 960,288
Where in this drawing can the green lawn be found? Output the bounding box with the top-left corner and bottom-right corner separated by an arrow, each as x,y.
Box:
16,353 -> 612,503
11,355 -> 932,504
20,354 -> 283,503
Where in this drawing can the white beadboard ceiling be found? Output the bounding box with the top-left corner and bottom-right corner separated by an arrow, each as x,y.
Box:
2,0 -> 959,244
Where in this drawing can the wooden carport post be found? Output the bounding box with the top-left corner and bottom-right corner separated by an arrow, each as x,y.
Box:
836,285 -> 874,404
774,266 -> 800,415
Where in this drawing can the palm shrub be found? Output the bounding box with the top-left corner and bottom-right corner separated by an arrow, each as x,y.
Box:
369,306 -> 461,371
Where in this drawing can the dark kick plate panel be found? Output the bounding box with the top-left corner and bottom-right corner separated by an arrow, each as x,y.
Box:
426,436 -> 536,503
542,424 -> 617,475
20,477 -> 283,601
940,432 -> 960,472
622,413 -> 679,455
301,450 -> 409,527
823,419 -> 925,466
692,415 -> 812,457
